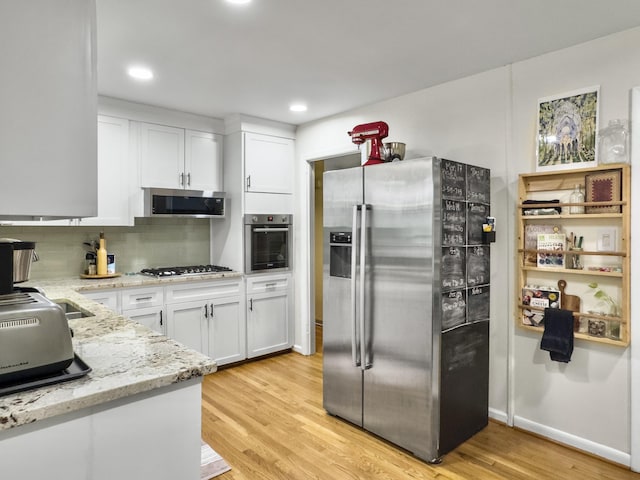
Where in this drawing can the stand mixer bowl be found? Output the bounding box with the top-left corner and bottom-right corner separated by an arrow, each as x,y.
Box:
383,142 -> 406,161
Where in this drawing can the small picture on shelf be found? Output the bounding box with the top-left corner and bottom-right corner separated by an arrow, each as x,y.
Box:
524,224 -> 558,266
522,286 -> 561,326
537,233 -> 566,268
585,169 -> 622,213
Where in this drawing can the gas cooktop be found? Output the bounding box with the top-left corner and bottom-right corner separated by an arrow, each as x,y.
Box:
139,265 -> 233,277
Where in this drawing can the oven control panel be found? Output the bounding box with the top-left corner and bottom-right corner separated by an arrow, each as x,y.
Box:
245,214 -> 292,225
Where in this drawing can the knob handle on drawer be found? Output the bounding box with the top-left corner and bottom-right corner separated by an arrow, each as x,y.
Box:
136,296 -> 153,301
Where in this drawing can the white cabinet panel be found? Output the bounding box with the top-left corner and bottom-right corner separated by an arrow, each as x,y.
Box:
244,132 -> 294,194
124,305 -> 165,335
208,297 -> 246,365
186,130 -> 223,191
140,123 -> 185,189
140,124 -> 222,191
246,272 -> 293,359
247,290 -> 291,358
0,0 -> 97,220
81,115 -> 132,226
165,280 -> 242,304
81,290 -> 121,313
121,286 -> 164,310
167,300 -> 207,354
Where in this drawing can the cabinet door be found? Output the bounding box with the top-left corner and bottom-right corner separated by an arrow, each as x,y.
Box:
244,132 -> 294,194
139,123 -> 185,189
124,306 -> 165,335
185,130 -> 223,191
246,290 -> 292,358
208,297 -> 246,366
81,116 -> 132,226
166,300 -> 207,355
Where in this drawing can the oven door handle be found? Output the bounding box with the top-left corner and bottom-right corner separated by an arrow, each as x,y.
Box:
252,227 -> 290,233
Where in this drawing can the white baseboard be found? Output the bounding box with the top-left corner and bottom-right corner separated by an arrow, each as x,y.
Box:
488,408 -> 508,424
513,415 -> 630,466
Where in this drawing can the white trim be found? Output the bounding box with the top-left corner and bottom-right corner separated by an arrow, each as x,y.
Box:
514,416 -> 630,466
489,408 -> 508,424
98,95 -> 225,134
630,86 -> 640,473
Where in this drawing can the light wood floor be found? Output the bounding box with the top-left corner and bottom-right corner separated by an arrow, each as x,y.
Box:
202,334 -> 638,480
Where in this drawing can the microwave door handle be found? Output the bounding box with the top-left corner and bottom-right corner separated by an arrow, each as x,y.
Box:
252,227 -> 290,233
351,205 -> 361,367
360,204 -> 372,370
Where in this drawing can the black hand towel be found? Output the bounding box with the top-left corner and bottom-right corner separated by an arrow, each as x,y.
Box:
540,308 -> 574,363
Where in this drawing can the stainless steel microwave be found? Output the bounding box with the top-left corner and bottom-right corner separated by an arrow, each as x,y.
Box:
143,188 -> 225,218
244,214 -> 292,274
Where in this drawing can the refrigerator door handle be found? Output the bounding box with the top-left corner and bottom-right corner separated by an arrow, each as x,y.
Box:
360,204 -> 372,370
351,204 -> 361,367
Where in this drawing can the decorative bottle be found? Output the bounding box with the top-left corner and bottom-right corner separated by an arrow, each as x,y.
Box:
569,185 -> 584,214
96,232 -> 108,275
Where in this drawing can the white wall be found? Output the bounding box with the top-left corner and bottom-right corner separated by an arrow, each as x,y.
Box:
295,26 -> 640,465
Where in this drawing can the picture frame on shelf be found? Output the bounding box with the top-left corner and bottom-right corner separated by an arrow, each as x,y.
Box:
536,86 -> 599,172
585,169 -> 622,213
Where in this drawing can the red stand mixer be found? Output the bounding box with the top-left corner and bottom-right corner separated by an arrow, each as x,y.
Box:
348,121 -> 389,166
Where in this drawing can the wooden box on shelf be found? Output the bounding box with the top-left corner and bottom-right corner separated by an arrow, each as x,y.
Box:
516,163 -> 630,347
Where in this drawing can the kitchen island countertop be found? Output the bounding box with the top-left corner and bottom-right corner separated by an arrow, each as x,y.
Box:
0,273 -> 242,430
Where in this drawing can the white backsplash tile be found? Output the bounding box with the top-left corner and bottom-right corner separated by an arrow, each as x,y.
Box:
0,219 -> 212,279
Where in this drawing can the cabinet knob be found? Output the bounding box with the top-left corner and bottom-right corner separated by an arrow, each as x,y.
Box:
187,172 -> 191,187
160,311 -> 163,326
180,172 -> 185,186
246,175 -> 251,189
203,304 -> 209,318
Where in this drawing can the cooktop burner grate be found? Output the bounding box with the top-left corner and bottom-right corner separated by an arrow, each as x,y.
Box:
139,264 -> 233,277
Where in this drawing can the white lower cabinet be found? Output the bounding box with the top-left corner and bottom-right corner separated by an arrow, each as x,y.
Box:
246,273 -> 293,358
82,290 -> 121,313
165,279 -> 245,366
124,305 -> 165,335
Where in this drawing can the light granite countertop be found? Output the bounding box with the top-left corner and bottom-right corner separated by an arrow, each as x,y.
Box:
0,272 -> 242,431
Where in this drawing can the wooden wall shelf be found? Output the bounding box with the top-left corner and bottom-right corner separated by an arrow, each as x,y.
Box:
517,163 -> 630,346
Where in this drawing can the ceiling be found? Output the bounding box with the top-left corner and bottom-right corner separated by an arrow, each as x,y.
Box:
96,0 -> 640,126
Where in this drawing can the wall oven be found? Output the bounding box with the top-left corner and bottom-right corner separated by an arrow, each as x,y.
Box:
244,214 -> 292,274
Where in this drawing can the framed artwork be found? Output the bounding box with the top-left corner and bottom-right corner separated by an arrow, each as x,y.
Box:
536,86 -> 599,172
585,169 -> 622,213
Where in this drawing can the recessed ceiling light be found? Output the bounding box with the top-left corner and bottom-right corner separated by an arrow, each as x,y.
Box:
127,66 -> 154,81
290,103 -> 307,112
226,0 -> 251,4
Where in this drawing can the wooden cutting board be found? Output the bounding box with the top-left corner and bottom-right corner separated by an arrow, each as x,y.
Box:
558,279 -> 580,331
557,279 -> 581,312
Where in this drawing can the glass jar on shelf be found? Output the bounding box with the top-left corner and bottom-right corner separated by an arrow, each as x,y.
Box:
569,184 -> 585,214
598,119 -> 629,164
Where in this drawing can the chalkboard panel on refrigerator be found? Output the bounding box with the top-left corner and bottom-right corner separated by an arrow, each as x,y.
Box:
467,202 -> 490,245
441,159 -> 466,201
441,246 -> 465,291
441,289 -> 467,330
467,285 -> 490,322
442,200 -> 466,246
467,246 -> 490,286
466,165 -> 490,203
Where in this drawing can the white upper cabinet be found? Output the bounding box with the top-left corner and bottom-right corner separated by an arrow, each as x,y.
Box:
244,132 -> 294,194
0,0 -> 97,220
139,123 -> 186,189
140,123 -> 222,191
186,130 -> 223,191
80,116 -> 132,226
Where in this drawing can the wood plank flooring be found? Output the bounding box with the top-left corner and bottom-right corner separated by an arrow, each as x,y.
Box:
202,348 -> 638,480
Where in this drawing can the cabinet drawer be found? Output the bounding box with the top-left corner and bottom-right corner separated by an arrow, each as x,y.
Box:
82,290 -> 121,313
246,274 -> 290,294
121,286 -> 164,309
165,279 -> 243,304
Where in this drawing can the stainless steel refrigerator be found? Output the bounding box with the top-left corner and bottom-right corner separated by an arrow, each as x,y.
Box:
322,157 -> 490,463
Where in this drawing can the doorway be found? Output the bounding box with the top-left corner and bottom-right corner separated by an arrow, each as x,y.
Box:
311,153 -> 361,353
